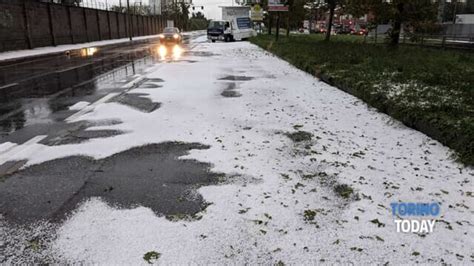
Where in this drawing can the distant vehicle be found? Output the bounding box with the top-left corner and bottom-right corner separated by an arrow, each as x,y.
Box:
334,25 -> 352,35
207,20 -> 231,42
351,28 -> 368,36
298,28 -> 310,34
159,27 -> 182,45
317,28 -> 327,34
207,6 -> 256,42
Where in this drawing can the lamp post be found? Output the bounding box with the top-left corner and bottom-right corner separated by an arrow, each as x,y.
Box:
127,0 -> 132,40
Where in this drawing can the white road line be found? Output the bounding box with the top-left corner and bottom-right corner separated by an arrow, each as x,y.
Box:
120,75 -> 145,89
66,92 -> 119,122
0,135 -> 47,165
0,143 -> 18,156
0,83 -> 18,91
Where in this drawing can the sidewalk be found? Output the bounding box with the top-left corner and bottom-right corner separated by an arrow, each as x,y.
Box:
0,34 -> 164,63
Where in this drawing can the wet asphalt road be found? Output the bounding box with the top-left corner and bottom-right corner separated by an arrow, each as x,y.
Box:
0,33 -> 220,224
0,37 -> 164,141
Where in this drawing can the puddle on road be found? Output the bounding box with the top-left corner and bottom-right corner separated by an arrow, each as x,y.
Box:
45,129 -> 124,146
0,142 -> 223,224
139,83 -> 163,89
187,51 -> 217,57
0,119 -> 123,147
221,82 -> 242,98
0,49 -> 157,137
111,93 -> 161,113
145,78 -> 165,83
219,75 -> 254,81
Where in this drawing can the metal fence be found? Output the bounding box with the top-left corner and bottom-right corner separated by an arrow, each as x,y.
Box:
366,33 -> 474,50
0,1 -> 168,52
366,23 -> 474,50
39,0 -> 148,13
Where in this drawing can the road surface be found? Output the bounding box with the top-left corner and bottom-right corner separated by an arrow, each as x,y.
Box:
0,33 -> 472,264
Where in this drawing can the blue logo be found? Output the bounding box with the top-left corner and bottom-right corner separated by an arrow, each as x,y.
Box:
391,202 -> 440,233
390,202 -> 440,216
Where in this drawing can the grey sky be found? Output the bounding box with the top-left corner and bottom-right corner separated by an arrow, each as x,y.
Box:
192,0 -> 236,20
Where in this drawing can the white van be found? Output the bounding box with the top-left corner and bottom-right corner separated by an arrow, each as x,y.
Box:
207,6 -> 255,42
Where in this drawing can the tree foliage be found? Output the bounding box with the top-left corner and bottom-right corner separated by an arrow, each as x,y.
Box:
345,0 -> 438,45
189,12 -> 209,31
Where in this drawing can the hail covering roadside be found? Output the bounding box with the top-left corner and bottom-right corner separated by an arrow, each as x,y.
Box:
1,35 -> 472,264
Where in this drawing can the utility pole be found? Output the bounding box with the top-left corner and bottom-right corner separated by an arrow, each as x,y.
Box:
127,0 -> 132,40
275,12 -> 280,41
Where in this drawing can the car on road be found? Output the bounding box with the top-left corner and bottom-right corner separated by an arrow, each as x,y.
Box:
334,25 -> 352,35
351,28 -> 369,36
159,27 -> 183,45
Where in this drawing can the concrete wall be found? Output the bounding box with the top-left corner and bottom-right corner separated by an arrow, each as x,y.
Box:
0,0 -> 168,52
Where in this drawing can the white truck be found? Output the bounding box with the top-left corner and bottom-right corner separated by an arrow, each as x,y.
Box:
207,6 -> 256,42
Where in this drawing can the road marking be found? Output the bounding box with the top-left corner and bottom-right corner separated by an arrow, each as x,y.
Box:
0,135 -> 47,166
120,75 -> 145,89
0,142 -> 18,156
0,83 -> 18,91
66,92 -> 119,122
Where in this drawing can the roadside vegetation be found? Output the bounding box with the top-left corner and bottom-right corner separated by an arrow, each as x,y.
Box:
250,34 -> 474,165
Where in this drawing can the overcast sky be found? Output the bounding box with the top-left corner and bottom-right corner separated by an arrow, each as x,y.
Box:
101,0 -> 234,19
192,0 -> 236,20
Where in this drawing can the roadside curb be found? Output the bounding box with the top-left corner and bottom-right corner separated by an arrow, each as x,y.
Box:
0,31 -> 204,66
0,36 -> 161,66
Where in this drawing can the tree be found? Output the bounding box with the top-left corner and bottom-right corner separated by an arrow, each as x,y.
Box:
190,12 -> 209,31
109,4 -> 152,15
324,0 -> 345,41
345,0 -> 390,42
284,0 -> 310,35
345,0 -> 438,45
387,0 -> 438,45
161,1 -> 191,30
192,11 -> 206,20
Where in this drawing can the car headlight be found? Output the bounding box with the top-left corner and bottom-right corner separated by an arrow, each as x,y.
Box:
172,45 -> 182,58
158,45 -> 167,57
159,34 -> 165,38
173,34 -> 179,39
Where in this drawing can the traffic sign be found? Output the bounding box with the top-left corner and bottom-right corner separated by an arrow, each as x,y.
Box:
268,0 -> 288,12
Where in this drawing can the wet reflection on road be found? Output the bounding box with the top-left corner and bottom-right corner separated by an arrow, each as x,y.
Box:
0,40 -> 162,139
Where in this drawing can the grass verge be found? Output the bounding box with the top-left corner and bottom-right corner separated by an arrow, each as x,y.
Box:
250,34 -> 474,165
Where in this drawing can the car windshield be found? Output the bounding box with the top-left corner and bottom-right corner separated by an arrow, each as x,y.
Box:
208,21 -> 225,29
163,28 -> 178,33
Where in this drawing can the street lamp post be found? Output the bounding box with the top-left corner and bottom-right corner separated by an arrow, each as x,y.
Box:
127,0 -> 132,40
